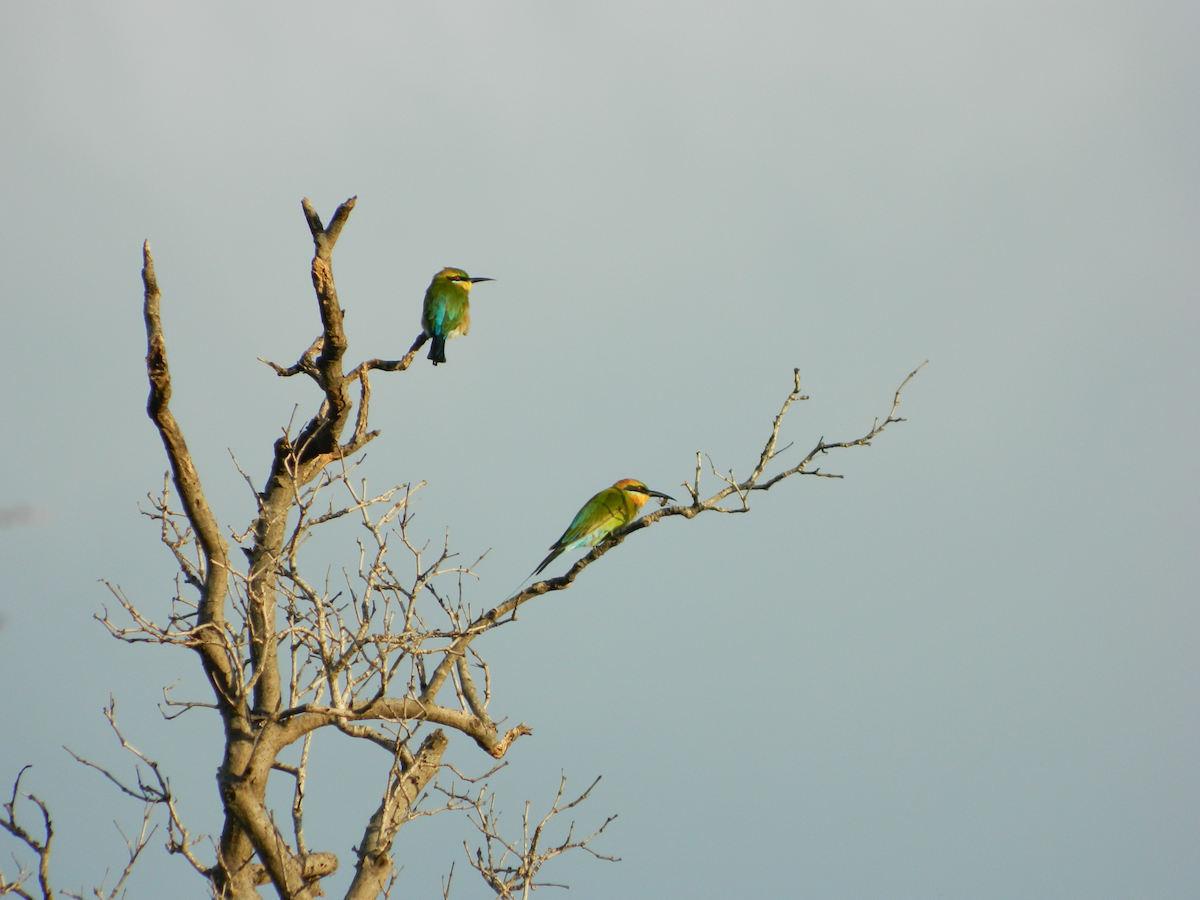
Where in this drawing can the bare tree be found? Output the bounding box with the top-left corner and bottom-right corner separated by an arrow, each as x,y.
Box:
0,197 -> 922,900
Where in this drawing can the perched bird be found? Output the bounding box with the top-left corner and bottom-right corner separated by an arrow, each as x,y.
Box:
421,267 -> 494,365
532,479 -> 675,578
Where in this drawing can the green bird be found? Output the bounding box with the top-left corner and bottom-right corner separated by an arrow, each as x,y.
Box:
532,479 -> 675,578
421,267 -> 494,365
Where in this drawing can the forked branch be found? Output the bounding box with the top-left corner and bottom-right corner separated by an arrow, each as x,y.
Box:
64,698 -> 210,883
465,775 -> 618,899
0,767 -> 52,900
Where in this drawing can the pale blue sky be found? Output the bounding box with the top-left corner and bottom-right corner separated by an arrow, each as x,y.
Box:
1,2 -> 1197,897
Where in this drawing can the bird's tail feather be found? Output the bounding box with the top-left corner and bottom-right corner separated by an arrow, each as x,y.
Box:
428,335 -> 447,365
497,549 -> 562,607
531,547 -> 562,579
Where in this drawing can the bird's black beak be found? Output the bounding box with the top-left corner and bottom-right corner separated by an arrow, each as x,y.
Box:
646,489 -> 675,503
469,277 -> 495,283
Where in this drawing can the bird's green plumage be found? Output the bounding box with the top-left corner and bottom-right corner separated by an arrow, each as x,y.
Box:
531,479 -> 675,577
420,267 -> 492,365
555,486 -> 640,550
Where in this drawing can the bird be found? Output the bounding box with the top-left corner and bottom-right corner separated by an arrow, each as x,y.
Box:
531,479 -> 675,578
420,267 -> 494,365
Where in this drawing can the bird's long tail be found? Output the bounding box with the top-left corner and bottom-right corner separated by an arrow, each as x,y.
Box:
498,548 -> 562,607
531,547 -> 563,579
428,335 -> 447,365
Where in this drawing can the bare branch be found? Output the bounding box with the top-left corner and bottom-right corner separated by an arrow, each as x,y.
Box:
142,242 -> 235,703
65,698 -> 211,882
345,730 -> 450,900
404,364 -> 926,720
60,813 -> 157,900
464,775 -> 618,898
345,333 -> 430,382
0,767 -> 52,900
259,334 -> 326,383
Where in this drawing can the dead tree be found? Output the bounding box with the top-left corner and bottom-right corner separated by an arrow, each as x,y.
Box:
0,197 -> 922,900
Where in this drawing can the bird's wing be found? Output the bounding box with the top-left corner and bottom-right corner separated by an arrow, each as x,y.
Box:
554,488 -> 629,551
423,290 -> 467,338
421,294 -> 442,335
533,489 -> 633,578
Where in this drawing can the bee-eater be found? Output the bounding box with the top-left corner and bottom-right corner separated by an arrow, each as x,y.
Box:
421,267 -> 494,365
532,479 -> 675,577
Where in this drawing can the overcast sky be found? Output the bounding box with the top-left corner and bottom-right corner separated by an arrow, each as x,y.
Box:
1,2 -> 1197,898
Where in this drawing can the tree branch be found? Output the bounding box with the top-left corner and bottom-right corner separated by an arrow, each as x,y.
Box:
142,242 -> 235,704
65,698 -> 212,883
464,774 -> 618,898
0,767 -> 52,900
419,363 -> 926,691
344,730 -> 449,900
